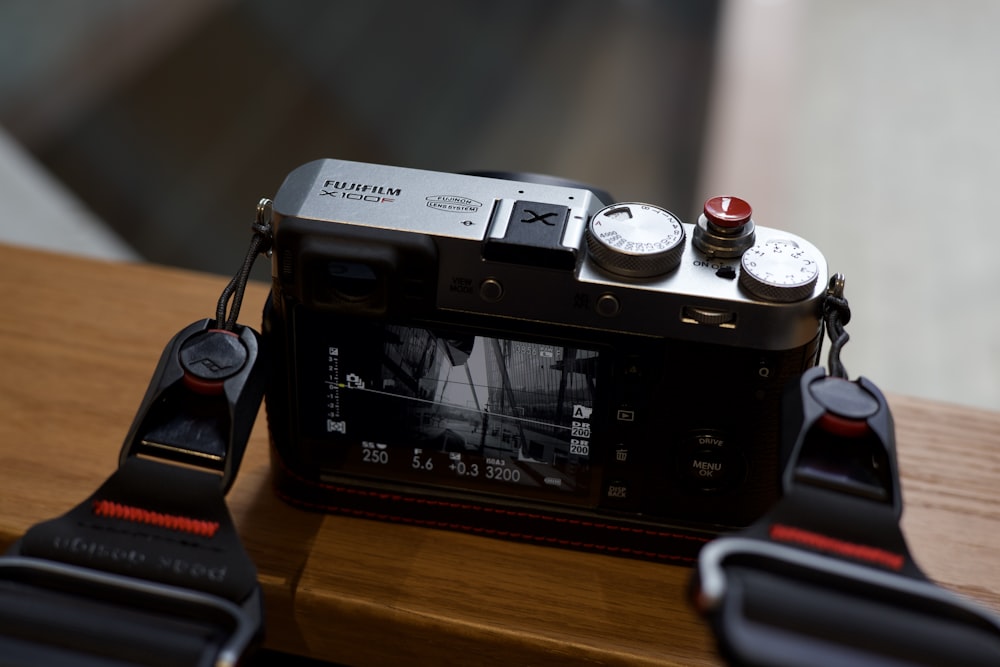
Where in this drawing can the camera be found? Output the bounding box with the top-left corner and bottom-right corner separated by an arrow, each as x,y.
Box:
263,158 -> 828,560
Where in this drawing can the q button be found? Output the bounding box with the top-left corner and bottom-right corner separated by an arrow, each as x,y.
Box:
752,355 -> 775,383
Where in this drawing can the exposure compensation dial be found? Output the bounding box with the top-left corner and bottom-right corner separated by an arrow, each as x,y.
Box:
586,203 -> 686,278
739,239 -> 820,302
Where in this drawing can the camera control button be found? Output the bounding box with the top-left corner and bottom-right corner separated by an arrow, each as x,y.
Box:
681,305 -> 736,326
680,433 -> 746,492
739,239 -> 820,302
478,278 -> 504,302
602,479 -> 638,509
605,480 -> 630,499
587,203 -> 686,277
693,196 -> 756,258
595,293 -> 621,317
615,407 -> 637,423
703,196 -> 752,228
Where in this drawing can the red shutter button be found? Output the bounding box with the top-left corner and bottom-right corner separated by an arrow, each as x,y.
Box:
703,196 -> 753,229
693,196 -> 756,258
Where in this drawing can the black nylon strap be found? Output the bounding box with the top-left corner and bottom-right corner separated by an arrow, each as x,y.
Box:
0,217 -> 272,665
2,458 -> 262,667
0,558 -> 257,667
698,536 -> 1000,667
17,457 -> 258,603
0,316 -> 267,665
693,367 -> 1000,667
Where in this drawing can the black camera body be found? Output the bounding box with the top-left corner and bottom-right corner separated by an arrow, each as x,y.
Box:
264,159 -> 828,560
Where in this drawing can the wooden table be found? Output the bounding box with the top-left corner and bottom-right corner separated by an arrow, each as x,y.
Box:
2,243 -> 998,665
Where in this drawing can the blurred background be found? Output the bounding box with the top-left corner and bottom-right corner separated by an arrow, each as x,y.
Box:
1,0 -> 998,412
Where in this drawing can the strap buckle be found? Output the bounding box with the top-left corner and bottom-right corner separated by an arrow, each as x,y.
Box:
0,556 -> 260,667
1,217 -> 273,664
3,456 -> 264,666
2,316 -> 269,665
118,319 -> 266,493
693,367 -> 1000,666
695,538 -> 1000,667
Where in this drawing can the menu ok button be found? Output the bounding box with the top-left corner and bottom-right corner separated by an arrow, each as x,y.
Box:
681,432 -> 746,492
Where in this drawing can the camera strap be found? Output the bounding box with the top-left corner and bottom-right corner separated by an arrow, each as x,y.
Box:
693,280 -> 1000,666
0,205 -> 273,666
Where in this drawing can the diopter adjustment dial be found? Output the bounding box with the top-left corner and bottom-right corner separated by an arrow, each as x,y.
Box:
739,239 -> 820,302
586,203 -> 686,278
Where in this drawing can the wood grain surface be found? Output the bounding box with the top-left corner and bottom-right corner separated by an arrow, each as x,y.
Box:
1,244 -> 998,665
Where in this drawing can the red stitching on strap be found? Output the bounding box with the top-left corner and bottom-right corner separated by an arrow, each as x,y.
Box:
770,523 -> 904,571
92,500 -> 219,538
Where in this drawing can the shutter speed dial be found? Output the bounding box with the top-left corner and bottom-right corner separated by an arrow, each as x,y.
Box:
586,203 -> 686,278
739,239 -> 820,302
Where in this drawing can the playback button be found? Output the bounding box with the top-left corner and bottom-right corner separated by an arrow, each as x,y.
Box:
616,407 -> 637,423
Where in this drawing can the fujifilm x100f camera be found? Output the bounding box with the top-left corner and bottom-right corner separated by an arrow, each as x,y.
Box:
264,159 -> 828,561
